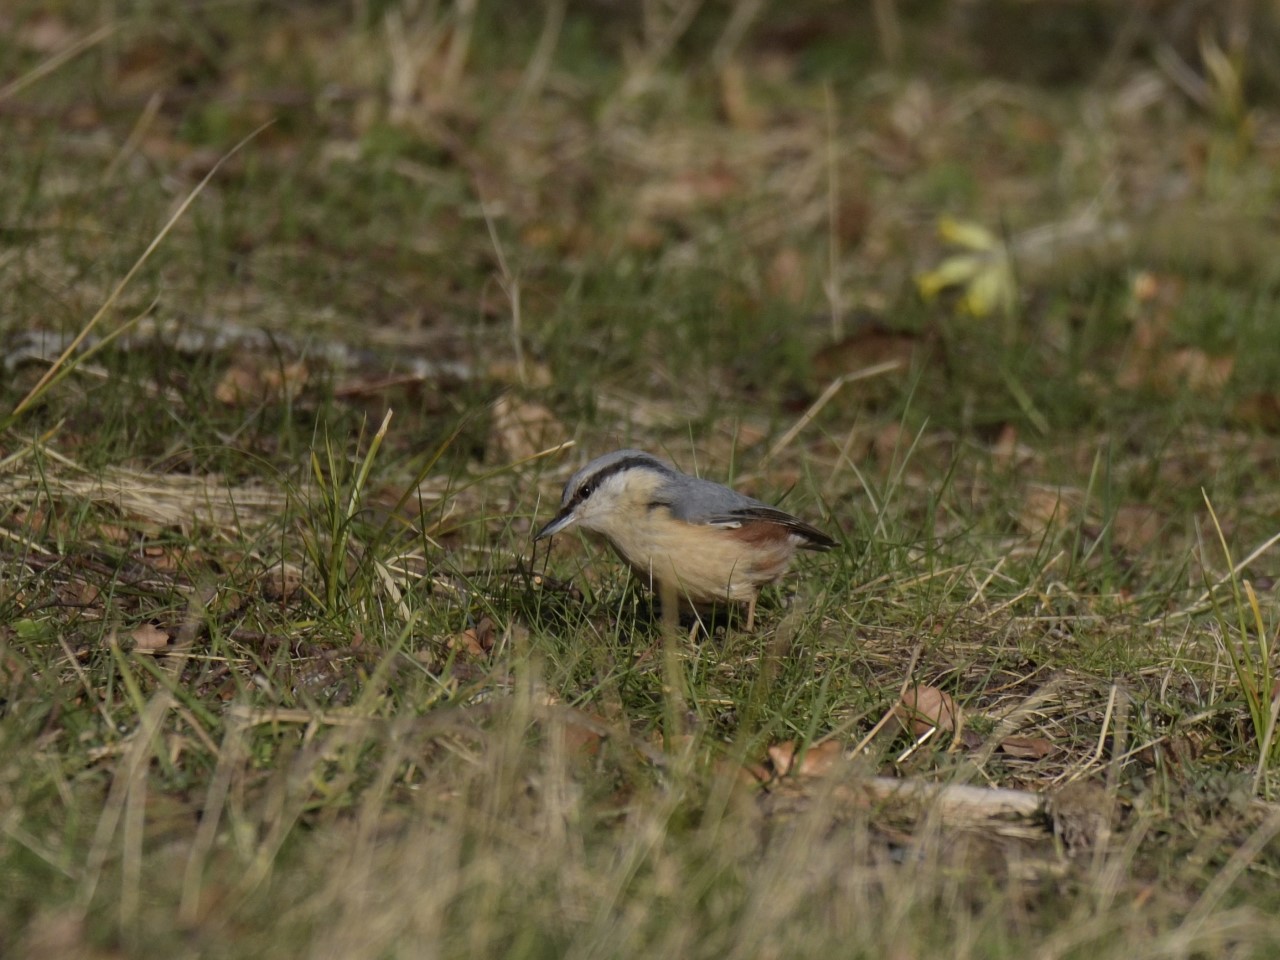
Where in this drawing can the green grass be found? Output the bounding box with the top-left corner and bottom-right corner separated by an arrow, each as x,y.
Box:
4,2 -> 1280,958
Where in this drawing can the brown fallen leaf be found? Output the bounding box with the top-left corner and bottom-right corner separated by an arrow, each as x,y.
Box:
447,631 -> 487,659
1,652 -> 28,686
1017,485 -> 1082,536
635,165 -> 739,221
623,219 -> 665,252
215,357 -> 309,405
990,422 -> 1025,469
558,710 -> 608,759
489,394 -> 566,463
871,420 -> 909,465
262,563 -> 304,603
895,685 -> 959,737
811,325 -> 921,383
1233,391 -> 1280,432
1128,270 -> 1182,353
486,359 -> 553,388
141,542 -> 191,573
767,740 -> 797,777
1110,504 -> 1162,554
998,735 -> 1055,760
15,13 -> 78,53
1118,271 -> 1233,397
766,739 -> 843,779
448,617 -> 496,659
1163,347 -> 1234,395
736,759 -> 773,786
129,622 -> 170,651
214,362 -> 262,405
92,521 -> 134,546
795,740 -> 843,777
718,61 -> 761,130
765,247 -> 808,305
56,579 -> 101,609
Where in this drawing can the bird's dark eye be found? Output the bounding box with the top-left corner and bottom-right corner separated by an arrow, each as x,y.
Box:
578,482 -> 594,500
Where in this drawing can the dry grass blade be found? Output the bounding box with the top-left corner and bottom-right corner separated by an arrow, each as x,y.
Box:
0,22 -> 115,103
74,688 -> 173,922
764,360 -> 902,464
8,121 -> 273,425
1177,808 -> 1280,942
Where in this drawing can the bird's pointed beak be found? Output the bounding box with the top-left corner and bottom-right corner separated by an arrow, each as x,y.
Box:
534,509 -> 576,542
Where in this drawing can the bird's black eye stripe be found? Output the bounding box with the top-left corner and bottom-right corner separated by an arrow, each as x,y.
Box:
567,480 -> 597,509
567,454 -> 672,509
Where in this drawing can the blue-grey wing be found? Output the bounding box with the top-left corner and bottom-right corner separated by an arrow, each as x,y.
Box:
656,475 -> 835,550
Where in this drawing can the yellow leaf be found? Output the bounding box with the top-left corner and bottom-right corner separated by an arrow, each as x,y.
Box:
937,216 -> 1000,251
915,253 -> 984,301
963,258 -> 1016,317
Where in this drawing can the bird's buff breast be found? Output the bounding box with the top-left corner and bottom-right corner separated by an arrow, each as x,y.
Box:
595,515 -> 794,605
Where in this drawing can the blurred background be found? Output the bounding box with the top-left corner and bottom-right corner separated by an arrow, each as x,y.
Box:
4,0 -> 1280,468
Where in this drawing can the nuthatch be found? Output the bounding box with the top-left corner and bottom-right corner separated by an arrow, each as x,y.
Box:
534,450 -> 836,629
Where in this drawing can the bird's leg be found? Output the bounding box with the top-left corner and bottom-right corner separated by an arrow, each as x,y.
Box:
745,594 -> 757,632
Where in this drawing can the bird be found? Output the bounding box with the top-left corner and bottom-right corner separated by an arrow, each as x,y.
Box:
534,449 -> 836,630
